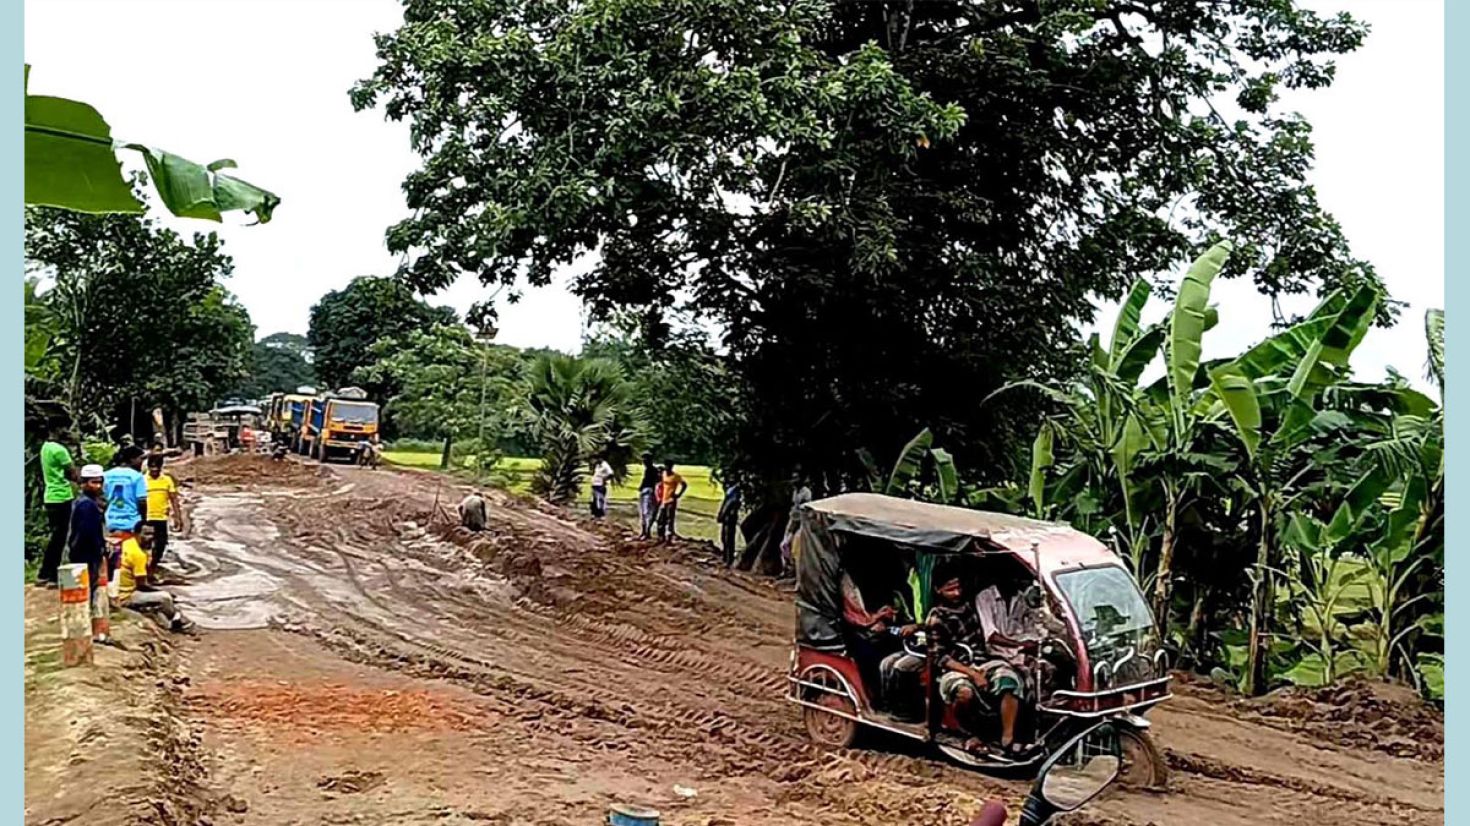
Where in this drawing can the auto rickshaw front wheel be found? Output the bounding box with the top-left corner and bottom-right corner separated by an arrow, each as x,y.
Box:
1116,727 -> 1168,791
802,672 -> 858,749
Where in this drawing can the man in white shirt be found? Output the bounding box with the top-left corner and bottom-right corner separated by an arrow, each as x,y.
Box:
589,458 -> 614,519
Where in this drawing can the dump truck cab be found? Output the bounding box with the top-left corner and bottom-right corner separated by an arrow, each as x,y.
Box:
301,387 -> 379,463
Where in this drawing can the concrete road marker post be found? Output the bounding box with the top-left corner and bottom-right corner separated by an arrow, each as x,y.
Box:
58,563 -> 92,666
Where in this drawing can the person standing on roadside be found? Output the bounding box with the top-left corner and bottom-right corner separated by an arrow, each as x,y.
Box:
103,446 -> 150,585
636,453 -> 659,539
104,447 -> 149,535
780,474 -> 813,578
145,455 -> 187,568
37,419 -> 77,588
716,481 -> 742,567
67,464 -> 112,643
656,461 -> 689,543
589,456 -> 614,519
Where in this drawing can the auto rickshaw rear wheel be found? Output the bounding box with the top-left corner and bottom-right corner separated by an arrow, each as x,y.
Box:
802,671 -> 858,749
1116,727 -> 1168,790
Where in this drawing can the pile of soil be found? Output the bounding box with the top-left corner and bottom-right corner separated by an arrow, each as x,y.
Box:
181,454 -> 328,488
1244,677 -> 1443,761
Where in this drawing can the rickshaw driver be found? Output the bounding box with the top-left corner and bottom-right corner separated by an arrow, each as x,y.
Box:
929,574 -> 1029,758
975,579 -> 1067,661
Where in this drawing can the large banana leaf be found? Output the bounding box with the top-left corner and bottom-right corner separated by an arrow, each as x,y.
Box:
1285,286 -> 1379,402
1109,280 -> 1152,366
1168,242 -> 1232,412
1028,425 -> 1054,517
1325,468 -> 1394,546
886,428 -> 934,495
1111,412 -> 1149,530
1114,324 -> 1165,385
1426,309 -> 1444,393
931,447 -> 958,504
24,93 -> 141,214
23,278 -> 53,375
1234,314 -> 1335,380
24,67 -> 279,223
1209,363 -> 1261,459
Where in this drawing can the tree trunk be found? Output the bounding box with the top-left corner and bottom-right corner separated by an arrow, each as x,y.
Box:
737,503 -> 785,575
1151,490 -> 1179,639
1185,587 -> 1208,669
440,434 -> 454,470
1244,503 -> 1273,696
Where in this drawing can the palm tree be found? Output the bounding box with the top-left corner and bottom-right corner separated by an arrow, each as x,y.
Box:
526,354 -> 643,505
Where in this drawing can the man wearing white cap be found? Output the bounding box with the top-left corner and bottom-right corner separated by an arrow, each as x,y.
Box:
67,464 -> 113,645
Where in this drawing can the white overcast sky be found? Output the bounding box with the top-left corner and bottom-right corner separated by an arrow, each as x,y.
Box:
25,0 -> 1443,388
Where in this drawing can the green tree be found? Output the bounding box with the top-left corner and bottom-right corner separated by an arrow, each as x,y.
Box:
240,332 -> 317,398
526,354 -> 643,504
25,193 -> 256,442
354,324 -> 527,470
307,276 -> 458,390
582,320 -> 737,466
354,0 -> 1382,497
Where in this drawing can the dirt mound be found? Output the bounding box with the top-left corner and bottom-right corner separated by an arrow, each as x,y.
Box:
189,677 -> 482,739
182,454 -> 328,488
1243,678 -> 1443,762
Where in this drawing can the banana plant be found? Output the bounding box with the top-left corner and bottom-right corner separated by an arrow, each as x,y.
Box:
871,427 -> 959,504
1147,242 -> 1233,630
1205,283 -> 1382,694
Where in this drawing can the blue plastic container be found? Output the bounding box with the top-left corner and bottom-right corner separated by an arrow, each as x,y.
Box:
607,804 -> 660,826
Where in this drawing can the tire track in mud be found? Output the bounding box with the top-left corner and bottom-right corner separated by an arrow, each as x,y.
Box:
1164,749 -> 1440,814
187,472 -> 1063,815
276,543 -> 978,802
175,459 -> 1442,826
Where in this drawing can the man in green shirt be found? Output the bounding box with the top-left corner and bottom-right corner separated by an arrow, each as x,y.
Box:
37,419 -> 77,587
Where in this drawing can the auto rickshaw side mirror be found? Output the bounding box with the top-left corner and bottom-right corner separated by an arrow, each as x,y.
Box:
1017,722 -> 1122,825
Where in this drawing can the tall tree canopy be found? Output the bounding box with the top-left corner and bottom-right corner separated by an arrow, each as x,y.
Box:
26,195 -> 255,440
307,276 -> 458,390
354,0 -> 1381,492
240,332 -> 317,398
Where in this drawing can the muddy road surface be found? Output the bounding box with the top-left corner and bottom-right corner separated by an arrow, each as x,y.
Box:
150,455 -> 1440,825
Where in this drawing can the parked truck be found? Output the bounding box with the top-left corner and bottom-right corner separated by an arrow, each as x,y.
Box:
265,386 -> 316,449
183,403 -> 262,456
296,387 -> 380,464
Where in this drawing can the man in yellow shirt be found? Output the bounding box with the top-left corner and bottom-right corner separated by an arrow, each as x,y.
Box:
145,455 -> 187,567
116,525 -> 195,633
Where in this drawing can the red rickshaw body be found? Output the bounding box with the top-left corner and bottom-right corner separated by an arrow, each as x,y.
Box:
787,493 -> 1171,754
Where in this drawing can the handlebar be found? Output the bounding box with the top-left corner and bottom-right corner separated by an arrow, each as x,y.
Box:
900,633 -> 976,665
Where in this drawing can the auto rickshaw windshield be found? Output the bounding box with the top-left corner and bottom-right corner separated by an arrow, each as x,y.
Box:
1053,565 -> 1156,663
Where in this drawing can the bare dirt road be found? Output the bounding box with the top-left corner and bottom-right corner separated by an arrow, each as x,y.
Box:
34,455 -> 1440,826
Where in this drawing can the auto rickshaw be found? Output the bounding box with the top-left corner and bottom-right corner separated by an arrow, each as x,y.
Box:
785,493 -> 1170,788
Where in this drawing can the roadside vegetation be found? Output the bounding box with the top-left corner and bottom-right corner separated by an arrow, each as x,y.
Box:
23,1 -> 1442,705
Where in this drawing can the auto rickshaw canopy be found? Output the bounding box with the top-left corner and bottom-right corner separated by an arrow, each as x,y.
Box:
794,493 -> 1118,651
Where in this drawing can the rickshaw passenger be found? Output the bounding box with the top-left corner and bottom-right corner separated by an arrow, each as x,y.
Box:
929,575 -> 1027,756
975,580 -> 1063,661
842,570 -> 916,696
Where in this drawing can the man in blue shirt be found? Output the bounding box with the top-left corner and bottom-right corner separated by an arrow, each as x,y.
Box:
103,445 -> 150,536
